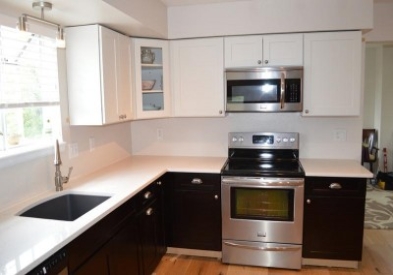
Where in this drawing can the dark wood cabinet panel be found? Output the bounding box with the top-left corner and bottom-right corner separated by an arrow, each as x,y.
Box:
68,175 -> 167,275
166,173 -> 221,251
302,177 -> 367,261
107,217 -> 140,275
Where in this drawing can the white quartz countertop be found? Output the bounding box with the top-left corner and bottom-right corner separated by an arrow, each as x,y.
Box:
300,158 -> 373,178
0,156 -> 372,275
0,155 -> 226,275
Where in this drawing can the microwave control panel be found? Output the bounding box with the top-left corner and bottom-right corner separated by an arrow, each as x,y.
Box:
285,79 -> 301,103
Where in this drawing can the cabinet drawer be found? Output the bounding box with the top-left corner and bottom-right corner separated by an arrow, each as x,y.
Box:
305,177 -> 366,197
172,173 -> 220,190
137,181 -> 161,207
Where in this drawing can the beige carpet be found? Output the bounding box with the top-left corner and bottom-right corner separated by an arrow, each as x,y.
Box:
364,184 -> 393,229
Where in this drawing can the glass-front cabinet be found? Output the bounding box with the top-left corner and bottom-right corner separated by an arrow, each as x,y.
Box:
131,38 -> 171,119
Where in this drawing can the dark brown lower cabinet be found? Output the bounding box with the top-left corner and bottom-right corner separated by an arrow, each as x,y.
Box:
68,177 -> 166,275
165,173 -> 222,251
302,177 -> 367,261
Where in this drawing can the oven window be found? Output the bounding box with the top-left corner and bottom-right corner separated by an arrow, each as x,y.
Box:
230,187 -> 294,221
227,79 -> 280,103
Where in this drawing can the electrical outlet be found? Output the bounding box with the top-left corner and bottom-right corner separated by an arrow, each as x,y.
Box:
333,129 -> 347,142
157,128 -> 163,141
68,143 -> 79,158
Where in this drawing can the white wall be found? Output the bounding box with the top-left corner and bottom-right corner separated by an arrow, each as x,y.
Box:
168,0 -> 373,39
364,2 -> 393,42
130,114 -> 363,160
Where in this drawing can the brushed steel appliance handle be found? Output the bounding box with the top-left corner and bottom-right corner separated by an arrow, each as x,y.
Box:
223,241 -> 301,252
222,177 -> 304,187
280,72 -> 285,109
329,183 -> 342,189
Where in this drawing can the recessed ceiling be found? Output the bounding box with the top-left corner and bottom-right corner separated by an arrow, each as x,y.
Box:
160,0 -> 248,7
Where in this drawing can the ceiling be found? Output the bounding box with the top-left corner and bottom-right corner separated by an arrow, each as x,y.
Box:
0,0 -> 387,38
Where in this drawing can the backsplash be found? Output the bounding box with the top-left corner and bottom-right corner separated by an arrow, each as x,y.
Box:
130,113 -> 363,160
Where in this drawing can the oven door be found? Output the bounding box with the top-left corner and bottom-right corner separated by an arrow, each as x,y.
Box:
222,176 -> 304,244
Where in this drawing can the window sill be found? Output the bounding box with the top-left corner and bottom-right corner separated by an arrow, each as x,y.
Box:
0,142 -> 62,169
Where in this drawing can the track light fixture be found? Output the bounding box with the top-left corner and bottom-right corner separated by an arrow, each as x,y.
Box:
17,1 -> 65,48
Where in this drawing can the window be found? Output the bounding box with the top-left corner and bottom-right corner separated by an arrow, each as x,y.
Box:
0,25 -> 61,154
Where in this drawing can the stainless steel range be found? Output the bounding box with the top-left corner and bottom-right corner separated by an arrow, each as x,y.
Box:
221,132 -> 305,270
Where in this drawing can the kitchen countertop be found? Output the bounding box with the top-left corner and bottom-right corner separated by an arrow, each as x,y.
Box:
300,158 -> 373,178
0,155 -> 226,275
0,156 -> 372,275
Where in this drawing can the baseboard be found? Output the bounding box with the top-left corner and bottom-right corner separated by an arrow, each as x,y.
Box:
302,258 -> 359,269
167,247 -> 222,259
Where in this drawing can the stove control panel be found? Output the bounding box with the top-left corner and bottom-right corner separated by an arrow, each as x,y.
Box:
229,132 -> 299,149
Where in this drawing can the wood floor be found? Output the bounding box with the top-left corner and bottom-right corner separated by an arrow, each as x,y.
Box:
153,229 -> 393,275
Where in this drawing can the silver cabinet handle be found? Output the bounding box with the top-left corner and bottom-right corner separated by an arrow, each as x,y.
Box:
329,183 -> 342,189
306,199 -> 311,204
191,178 -> 203,184
156,181 -> 162,185
257,60 -> 262,64
214,195 -> 219,200
264,60 -> 269,64
219,110 -> 223,114
304,109 -> 309,114
146,207 -> 153,216
144,191 -> 152,199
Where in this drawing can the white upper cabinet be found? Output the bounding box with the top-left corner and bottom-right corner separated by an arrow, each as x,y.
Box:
303,31 -> 362,117
66,25 -> 132,125
224,34 -> 303,68
170,38 -> 225,117
131,39 -> 171,119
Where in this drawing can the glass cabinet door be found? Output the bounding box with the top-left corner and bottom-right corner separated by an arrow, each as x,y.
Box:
132,39 -> 170,119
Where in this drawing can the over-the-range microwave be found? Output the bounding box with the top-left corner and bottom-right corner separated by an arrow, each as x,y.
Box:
225,66 -> 303,112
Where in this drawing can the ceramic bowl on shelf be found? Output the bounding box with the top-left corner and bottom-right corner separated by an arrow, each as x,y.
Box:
142,80 -> 156,90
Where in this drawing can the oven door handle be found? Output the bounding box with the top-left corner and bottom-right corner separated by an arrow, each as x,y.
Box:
222,177 -> 304,187
223,241 -> 301,252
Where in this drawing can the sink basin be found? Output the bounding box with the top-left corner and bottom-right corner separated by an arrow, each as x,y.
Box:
19,194 -> 111,221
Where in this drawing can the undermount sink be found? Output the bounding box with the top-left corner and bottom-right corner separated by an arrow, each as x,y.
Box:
19,193 -> 111,221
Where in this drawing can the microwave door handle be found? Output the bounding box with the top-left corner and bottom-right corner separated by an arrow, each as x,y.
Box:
280,72 -> 285,109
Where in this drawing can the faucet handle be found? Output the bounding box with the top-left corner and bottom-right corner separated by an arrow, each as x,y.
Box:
64,166 -> 73,184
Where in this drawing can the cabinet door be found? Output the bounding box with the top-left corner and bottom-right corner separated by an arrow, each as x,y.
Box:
66,25 -> 132,125
167,173 -> 221,251
303,177 -> 366,261
303,31 -> 362,116
138,199 -> 166,275
132,39 -> 171,119
171,38 -> 225,117
303,197 -> 365,260
263,34 -> 303,66
107,215 -> 140,275
224,35 -> 263,68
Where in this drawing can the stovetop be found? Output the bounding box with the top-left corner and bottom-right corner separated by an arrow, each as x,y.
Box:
221,132 -> 304,178
221,157 -> 304,177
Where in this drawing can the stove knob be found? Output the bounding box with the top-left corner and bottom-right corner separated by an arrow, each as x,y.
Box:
232,137 -> 238,143
239,136 -> 244,142
290,137 -> 296,143
283,137 -> 289,143
276,138 -> 281,143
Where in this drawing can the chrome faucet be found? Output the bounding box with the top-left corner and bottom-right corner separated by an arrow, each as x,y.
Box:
54,140 -> 73,191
